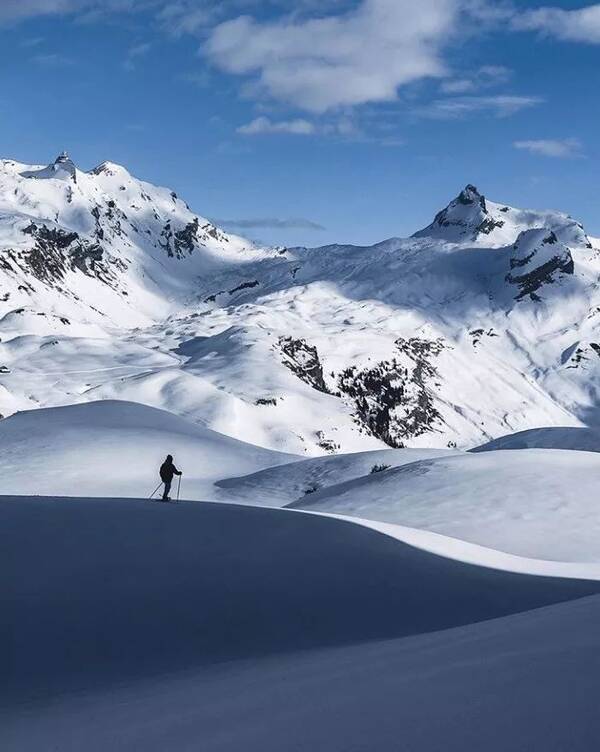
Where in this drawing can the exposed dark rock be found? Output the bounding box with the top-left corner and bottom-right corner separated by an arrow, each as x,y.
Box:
337,338 -> 445,447
278,337 -> 330,394
174,218 -> 200,256
316,431 -> 339,453
370,463 -> 391,474
18,223 -> 117,288
229,280 -> 259,295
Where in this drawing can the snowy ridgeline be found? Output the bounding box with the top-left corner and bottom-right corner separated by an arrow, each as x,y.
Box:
1,155 -> 600,454
3,496 -> 600,752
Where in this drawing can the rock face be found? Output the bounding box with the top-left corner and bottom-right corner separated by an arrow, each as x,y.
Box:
506,229 -> 574,300
278,337 -> 330,393
338,338 -> 445,448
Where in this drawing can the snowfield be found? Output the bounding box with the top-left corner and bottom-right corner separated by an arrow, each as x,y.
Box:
2,398 -> 600,572
472,424 -> 600,453
3,497 -> 600,752
0,400 -> 295,499
291,449 -> 600,562
216,445 -> 458,505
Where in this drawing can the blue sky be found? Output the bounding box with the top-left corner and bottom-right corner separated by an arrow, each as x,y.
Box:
1,0 -> 599,247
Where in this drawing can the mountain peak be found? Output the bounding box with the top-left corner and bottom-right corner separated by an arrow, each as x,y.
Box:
413,184 -> 499,242
20,150 -> 77,182
89,160 -> 129,178
457,184 -> 485,207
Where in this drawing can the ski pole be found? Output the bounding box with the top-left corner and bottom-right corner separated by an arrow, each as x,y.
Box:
177,475 -> 182,502
149,482 -> 162,499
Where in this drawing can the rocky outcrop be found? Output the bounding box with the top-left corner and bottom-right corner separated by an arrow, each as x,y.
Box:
338,337 -> 445,447
278,337 -> 329,393
16,223 -> 115,287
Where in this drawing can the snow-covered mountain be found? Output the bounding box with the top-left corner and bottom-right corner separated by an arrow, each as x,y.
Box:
1,152 -> 600,455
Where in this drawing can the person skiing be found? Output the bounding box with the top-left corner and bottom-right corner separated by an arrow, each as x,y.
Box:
159,455 -> 182,501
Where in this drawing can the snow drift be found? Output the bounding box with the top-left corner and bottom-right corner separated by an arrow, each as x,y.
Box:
0,400 -> 295,499
216,446 -> 457,505
472,425 -> 600,453
291,448 -> 600,562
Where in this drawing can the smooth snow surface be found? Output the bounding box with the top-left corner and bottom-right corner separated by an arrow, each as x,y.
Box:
2,498 -> 600,751
0,400 -> 295,499
291,448 -> 600,561
472,425 -> 600,453
216,446 -> 458,504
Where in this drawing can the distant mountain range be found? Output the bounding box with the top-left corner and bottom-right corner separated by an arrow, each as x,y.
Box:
1,152 -> 599,455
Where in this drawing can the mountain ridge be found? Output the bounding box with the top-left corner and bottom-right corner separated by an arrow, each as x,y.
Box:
1,152 -> 600,455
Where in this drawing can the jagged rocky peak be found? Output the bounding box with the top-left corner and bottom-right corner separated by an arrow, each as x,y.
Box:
413,183 -> 504,242
457,183 -> 486,208
506,228 -> 574,301
20,150 -> 78,182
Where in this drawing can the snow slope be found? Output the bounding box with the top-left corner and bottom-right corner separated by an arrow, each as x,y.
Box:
472,425 -> 600,453
3,497 -> 600,751
291,449 -> 600,562
0,400 -> 295,499
216,446 -> 458,505
3,154 -> 600,455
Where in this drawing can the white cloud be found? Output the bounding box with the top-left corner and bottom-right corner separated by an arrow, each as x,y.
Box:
513,138 -> 583,158
31,52 -> 73,66
204,0 -> 460,113
0,0 -> 155,23
514,4 -> 600,43
420,95 -> 542,119
237,116 -> 317,135
440,64 -> 512,94
124,41 -> 152,70
212,217 -> 326,231
128,42 -> 152,58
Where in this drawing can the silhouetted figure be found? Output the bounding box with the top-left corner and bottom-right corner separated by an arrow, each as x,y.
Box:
159,455 -> 182,501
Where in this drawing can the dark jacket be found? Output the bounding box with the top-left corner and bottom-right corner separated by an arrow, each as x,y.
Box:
160,457 -> 181,483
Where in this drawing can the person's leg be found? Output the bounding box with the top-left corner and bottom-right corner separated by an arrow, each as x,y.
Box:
162,480 -> 171,500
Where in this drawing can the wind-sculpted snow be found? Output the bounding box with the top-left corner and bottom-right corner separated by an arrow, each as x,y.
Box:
291,448 -> 600,562
0,400 -> 296,498
3,498 -> 600,751
2,154 -> 600,454
472,425 -> 600,453
216,446 -> 457,505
